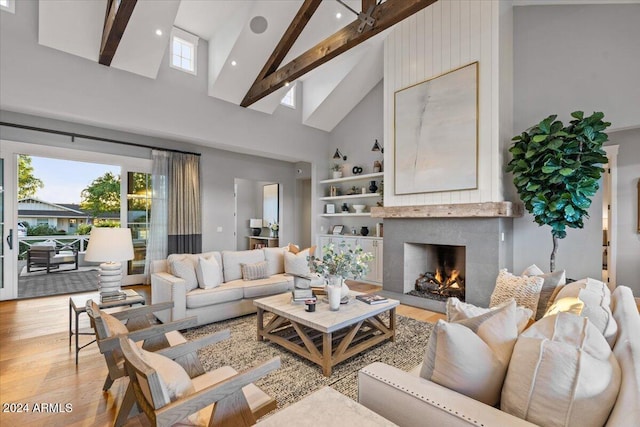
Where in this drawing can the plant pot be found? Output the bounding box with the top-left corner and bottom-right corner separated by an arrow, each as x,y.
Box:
332,171 -> 343,179
327,275 -> 349,310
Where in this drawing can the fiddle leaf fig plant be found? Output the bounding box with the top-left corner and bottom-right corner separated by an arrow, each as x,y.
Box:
506,111 -> 610,272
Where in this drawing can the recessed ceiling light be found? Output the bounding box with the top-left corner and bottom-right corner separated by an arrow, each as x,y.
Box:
231,60 -> 237,66
336,12 -> 342,19
285,82 -> 290,87
155,29 -> 163,36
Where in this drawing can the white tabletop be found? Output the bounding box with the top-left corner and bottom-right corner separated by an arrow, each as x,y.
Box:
254,292 -> 399,333
256,387 -> 397,426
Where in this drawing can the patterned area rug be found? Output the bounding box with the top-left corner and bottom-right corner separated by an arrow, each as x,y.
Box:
18,269 -> 99,299
183,312 -> 433,412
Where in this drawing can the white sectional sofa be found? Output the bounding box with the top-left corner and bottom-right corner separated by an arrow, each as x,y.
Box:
358,285 -> 640,427
151,248 -> 296,326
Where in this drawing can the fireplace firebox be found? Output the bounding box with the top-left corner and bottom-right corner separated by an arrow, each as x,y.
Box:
404,243 -> 466,302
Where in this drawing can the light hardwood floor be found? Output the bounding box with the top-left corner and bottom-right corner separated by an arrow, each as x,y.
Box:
0,284 -> 444,426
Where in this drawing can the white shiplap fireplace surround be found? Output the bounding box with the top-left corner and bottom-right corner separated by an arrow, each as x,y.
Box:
376,1 -> 517,312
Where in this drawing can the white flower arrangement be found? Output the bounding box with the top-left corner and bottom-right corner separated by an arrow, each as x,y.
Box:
310,242 -> 373,279
269,222 -> 279,232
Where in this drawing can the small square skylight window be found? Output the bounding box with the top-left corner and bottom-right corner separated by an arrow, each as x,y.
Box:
170,28 -> 198,75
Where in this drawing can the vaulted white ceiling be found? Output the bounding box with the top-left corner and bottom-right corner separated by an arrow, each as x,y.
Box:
38,0 -> 387,132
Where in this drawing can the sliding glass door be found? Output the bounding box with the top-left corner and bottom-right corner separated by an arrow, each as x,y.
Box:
0,154 -> 18,300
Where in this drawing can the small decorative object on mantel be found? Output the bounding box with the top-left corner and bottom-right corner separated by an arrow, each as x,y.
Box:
360,226 -> 369,236
342,203 -> 349,212
373,160 -> 382,173
352,166 -> 363,175
369,180 -> 378,193
310,241 -> 373,311
353,204 -> 365,214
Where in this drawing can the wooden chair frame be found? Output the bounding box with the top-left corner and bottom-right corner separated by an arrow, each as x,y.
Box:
118,336 -> 281,427
87,301 -> 218,391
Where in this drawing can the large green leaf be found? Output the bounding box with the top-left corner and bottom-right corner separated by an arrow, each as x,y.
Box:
532,135 -> 548,143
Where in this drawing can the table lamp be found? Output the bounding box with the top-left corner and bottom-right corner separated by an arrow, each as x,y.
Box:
84,227 -> 135,295
250,218 -> 263,236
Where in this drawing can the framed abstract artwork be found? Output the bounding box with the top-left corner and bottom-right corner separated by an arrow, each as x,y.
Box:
394,62 -> 478,194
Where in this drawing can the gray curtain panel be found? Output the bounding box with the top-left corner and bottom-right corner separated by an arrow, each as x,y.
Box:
168,152 -> 202,254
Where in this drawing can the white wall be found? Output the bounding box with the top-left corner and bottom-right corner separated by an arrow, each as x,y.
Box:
383,0 -> 513,207
512,4 -> 640,281
606,128 -> 640,293
1,111 -> 298,252
513,4 -> 640,133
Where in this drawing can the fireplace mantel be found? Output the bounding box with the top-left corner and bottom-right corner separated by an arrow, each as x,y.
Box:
371,202 -> 523,218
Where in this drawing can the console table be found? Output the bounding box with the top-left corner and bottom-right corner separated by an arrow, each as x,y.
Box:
247,236 -> 279,249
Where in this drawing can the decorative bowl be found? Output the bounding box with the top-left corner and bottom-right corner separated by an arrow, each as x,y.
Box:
353,204 -> 366,214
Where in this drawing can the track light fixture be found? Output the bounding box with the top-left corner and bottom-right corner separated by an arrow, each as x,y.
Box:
371,139 -> 384,153
333,148 -> 347,161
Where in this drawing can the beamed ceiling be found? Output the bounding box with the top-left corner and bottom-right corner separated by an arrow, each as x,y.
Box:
37,0 -> 436,132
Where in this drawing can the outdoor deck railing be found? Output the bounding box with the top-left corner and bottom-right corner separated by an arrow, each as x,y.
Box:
18,235 -> 90,258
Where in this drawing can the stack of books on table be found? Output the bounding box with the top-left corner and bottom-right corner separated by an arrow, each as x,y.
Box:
355,294 -> 388,305
100,290 -> 127,303
291,289 -> 317,304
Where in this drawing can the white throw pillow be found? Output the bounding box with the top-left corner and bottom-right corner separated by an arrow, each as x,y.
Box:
522,264 -> 567,320
195,256 -> 222,289
284,246 -> 316,276
446,297 -> 533,334
554,278 -> 617,346
490,269 -> 544,315
420,299 -> 519,406
168,256 -> 199,292
262,247 -> 286,276
501,313 -> 621,427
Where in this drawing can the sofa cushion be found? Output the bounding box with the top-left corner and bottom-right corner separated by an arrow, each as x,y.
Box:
555,278 -> 617,346
522,264 -> 566,320
501,312 -> 621,427
222,250 -> 265,282
168,255 -> 199,292
185,282 -> 244,309
446,297 -> 533,334
420,299 -> 519,406
608,286 -> 640,427
284,246 -> 316,276
227,274 -> 293,299
263,247 -> 286,276
490,269 -> 543,315
195,256 -> 222,289
241,261 -> 269,281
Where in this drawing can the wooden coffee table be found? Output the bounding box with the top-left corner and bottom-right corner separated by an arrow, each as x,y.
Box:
254,292 -> 399,376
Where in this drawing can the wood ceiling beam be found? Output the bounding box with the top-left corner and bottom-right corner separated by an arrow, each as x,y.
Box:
252,0 -> 322,85
99,0 -> 138,66
241,0 -> 437,107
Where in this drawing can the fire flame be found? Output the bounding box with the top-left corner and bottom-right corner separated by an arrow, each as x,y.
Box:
435,268 -> 460,287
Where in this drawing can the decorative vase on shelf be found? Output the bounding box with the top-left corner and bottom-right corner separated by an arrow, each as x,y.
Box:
333,171 -> 343,179
360,226 -> 369,236
369,181 -> 378,193
270,229 -> 278,238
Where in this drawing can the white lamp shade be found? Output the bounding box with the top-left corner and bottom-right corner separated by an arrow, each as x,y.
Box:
84,227 -> 135,262
250,218 -> 263,228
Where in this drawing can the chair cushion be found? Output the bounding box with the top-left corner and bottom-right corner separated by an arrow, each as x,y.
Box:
195,256 -> 222,290
241,261 -> 269,281
284,246 -> 316,276
490,269 -> 544,315
222,250 -> 265,282
168,255 -> 199,292
446,297 -> 533,334
420,299 -> 520,406
555,278 -> 617,346
501,312 -> 621,427
522,265 -> 566,319
128,338 -> 195,406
